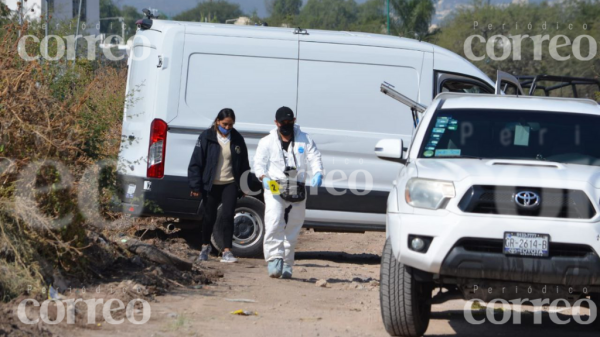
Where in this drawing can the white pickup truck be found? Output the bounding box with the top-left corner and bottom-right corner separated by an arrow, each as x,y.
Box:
376,93 -> 600,336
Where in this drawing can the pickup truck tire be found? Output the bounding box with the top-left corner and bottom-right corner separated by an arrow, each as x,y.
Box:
380,238 -> 432,337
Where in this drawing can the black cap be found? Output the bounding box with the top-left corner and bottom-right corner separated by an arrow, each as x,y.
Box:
275,106 -> 295,123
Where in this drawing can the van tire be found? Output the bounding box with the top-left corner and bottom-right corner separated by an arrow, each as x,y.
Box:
211,196 -> 265,258
590,293 -> 600,327
380,238 -> 432,337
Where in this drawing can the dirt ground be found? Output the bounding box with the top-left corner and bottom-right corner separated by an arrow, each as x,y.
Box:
6,230 -> 600,337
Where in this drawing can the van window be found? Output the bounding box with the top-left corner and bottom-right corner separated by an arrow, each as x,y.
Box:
297,61 -> 419,134
185,54 -> 298,125
441,80 -> 491,94
436,72 -> 493,95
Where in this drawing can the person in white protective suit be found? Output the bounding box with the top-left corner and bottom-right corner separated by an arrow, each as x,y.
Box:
253,107 -> 324,279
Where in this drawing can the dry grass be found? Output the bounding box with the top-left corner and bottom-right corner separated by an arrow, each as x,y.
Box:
0,22 -> 128,301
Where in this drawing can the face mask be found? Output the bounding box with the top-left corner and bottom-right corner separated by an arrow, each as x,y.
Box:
279,123 -> 294,136
218,125 -> 230,135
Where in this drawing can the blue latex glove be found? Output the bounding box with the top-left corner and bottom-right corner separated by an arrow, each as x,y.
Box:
262,177 -> 272,190
311,172 -> 323,187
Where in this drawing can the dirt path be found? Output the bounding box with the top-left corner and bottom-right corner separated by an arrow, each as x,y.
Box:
57,230 -> 598,337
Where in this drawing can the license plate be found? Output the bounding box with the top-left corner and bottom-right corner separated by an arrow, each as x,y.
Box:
127,184 -> 136,194
503,232 -> 549,257
126,184 -> 136,199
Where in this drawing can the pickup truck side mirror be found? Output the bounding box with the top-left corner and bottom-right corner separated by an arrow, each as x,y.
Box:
375,139 -> 406,164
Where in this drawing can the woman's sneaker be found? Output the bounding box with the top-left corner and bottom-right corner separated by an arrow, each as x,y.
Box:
220,251 -> 238,263
198,245 -> 211,262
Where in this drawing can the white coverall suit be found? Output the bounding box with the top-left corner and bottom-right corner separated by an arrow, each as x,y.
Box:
253,125 -> 323,266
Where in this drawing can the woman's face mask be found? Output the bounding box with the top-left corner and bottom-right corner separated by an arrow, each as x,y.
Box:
217,117 -> 234,135
218,125 -> 231,135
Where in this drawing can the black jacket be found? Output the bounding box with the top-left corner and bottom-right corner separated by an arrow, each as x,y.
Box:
188,128 -> 251,193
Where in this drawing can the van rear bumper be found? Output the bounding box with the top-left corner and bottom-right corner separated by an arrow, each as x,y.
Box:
118,174 -> 203,220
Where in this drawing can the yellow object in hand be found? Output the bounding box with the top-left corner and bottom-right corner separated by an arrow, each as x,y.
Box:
268,180 -> 280,195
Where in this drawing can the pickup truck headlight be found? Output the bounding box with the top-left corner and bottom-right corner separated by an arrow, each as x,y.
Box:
405,178 -> 455,210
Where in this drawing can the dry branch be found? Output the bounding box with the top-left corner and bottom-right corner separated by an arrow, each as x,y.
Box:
116,236 -> 193,271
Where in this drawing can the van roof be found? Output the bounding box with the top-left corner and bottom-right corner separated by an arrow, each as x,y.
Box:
437,93 -> 600,115
149,20 -> 493,87
152,19 -> 435,52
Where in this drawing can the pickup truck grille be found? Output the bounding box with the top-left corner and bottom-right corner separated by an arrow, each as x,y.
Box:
458,185 -> 596,219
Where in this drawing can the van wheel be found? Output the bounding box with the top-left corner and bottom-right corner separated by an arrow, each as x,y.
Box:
211,196 -> 265,258
590,293 -> 600,327
380,238 -> 432,337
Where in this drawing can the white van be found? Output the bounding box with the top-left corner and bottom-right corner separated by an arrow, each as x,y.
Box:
118,18 -> 495,257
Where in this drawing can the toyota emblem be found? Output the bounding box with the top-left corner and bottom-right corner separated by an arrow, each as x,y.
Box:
514,191 -> 540,208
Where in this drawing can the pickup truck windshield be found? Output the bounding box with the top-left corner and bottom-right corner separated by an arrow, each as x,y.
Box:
418,108 -> 600,167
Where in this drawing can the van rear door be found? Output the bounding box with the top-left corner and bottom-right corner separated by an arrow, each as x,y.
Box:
118,34 -> 161,178
495,70 -> 525,95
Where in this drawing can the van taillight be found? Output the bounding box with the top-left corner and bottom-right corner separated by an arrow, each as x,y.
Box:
147,119 -> 168,178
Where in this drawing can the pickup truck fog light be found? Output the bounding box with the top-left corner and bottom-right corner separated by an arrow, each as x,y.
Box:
408,235 -> 433,253
411,237 -> 425,251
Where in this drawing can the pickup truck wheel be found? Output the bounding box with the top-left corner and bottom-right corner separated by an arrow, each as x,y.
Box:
211,196 -> 265,258
380,238 -> 432,337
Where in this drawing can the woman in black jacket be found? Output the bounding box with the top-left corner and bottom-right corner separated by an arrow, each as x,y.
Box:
188,108 -> 251,263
